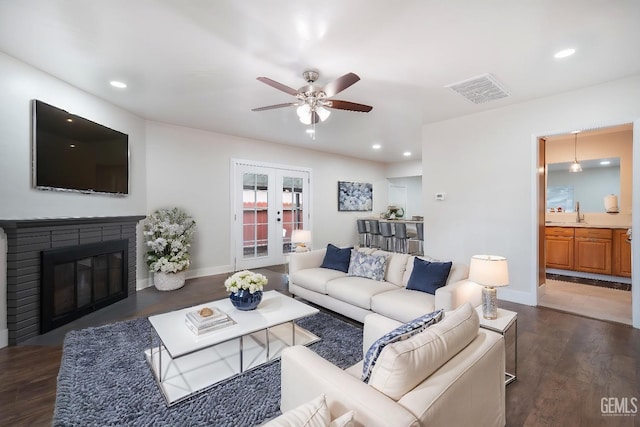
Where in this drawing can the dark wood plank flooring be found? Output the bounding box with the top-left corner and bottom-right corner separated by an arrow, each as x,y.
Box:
0,266 -> 638,426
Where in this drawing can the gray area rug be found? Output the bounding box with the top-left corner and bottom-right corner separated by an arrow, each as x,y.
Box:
53,311 -> 363,426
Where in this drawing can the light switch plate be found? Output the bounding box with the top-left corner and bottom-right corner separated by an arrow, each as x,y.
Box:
435,192 -> 446,201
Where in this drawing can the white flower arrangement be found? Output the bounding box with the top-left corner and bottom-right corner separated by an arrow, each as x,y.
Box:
224,270 -> 268,294
144,207 -> 196,273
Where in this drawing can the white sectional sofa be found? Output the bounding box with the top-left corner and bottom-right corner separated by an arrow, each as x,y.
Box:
278,303 -> 506,427
288,247 -> 482,323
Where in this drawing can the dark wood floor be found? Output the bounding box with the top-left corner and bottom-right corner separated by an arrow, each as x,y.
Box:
1,266 -> 638,426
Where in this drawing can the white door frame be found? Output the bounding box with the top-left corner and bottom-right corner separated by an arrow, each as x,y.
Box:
230,159 -> 313,271
530,119 -> 639,329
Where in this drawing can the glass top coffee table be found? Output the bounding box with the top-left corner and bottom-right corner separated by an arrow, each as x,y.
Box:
144,290 -> 319,405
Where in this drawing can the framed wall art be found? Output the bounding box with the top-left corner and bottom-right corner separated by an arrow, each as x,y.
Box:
338,181 -> 373,211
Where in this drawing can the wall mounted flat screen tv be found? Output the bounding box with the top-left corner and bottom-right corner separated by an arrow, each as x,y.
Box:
32,100 -> 129,195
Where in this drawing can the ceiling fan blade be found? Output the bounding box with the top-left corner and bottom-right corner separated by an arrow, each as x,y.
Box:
325,100 -> 373,113
251,102 -> 298,112
322,72 -> 360,98
256,77 -> 299,96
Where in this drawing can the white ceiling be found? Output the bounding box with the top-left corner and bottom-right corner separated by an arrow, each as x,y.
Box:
1,0 -> 639,163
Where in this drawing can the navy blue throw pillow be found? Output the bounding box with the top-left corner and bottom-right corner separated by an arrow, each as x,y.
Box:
320,244 -> 353,272
406,257 -> 453,295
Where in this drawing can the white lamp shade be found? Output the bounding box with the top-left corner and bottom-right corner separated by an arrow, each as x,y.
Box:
297,104 -> 312,125
291,229 -> 312,244
316,106 -> 331,122
468,255 -> 509,287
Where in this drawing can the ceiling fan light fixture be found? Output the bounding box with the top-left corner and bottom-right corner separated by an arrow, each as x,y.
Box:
296,104 -> 311,119
253,70 -> 372,126
316,106 -> 331,122
298,113 -> 312,125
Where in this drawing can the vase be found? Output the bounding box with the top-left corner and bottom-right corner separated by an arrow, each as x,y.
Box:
153,271 -> 186,291
229,289 -> 263,311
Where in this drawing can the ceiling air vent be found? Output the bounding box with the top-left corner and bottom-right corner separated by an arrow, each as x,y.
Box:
445,73 -> 509,104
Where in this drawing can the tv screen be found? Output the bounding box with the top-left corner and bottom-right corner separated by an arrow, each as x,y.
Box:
32,100 -> 129,195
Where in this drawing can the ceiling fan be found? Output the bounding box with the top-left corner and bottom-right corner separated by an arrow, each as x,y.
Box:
252,70 -> 373,125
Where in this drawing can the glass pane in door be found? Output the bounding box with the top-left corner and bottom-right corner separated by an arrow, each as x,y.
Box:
282,176 -> 304,253
242,173 -> 269,258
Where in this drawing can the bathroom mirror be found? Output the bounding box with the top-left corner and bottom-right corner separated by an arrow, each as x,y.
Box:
547,158 -> 620,212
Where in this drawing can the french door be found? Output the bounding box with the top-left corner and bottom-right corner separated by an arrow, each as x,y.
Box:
233,161 -> 310,270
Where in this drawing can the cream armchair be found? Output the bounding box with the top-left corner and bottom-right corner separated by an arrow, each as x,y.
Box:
279,304 -> 506,427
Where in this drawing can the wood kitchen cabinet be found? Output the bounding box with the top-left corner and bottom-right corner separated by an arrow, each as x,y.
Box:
574,228 -> 612,275
545,226 -> 629,277
613,229 -> 632,277
545,227 -> 574,270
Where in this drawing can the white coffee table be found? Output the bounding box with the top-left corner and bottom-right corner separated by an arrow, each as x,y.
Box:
144,290 -> 319,405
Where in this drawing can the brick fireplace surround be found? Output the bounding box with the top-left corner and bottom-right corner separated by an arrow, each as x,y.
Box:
0,216 -> 145,345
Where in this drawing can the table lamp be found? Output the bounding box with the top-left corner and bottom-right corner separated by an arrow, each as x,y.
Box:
469,255 -> 509,320
291,229 -> 312,252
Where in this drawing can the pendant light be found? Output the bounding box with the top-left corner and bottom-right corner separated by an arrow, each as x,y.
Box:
569,131 -> 582,173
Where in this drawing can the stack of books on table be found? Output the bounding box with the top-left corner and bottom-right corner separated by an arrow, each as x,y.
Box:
185,307 -> 234,336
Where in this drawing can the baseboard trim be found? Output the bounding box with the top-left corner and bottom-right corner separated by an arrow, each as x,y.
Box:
497,288 -> 537,306
136,266 -> 235,291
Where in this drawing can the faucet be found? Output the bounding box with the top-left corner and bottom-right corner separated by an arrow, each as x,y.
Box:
575,201 -> 582,223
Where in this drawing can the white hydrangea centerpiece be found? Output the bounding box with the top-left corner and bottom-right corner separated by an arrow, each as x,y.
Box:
224,270 -> 268,294
144,207 -> 196,273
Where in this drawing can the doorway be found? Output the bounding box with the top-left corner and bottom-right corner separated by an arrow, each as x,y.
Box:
232,160 -> 311,270
536,124 -> 633,325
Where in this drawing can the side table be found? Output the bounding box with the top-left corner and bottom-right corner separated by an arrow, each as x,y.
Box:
475,306 -> 517,385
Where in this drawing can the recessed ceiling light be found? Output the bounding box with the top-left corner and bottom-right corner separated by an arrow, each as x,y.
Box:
110,80 -> 127,89
372,144 -> 381,150
69,144 -> 76,148
554,48 -> 575,59
600,160 -> 611,165
66,118 -> 73,123
403,151 -> 412,157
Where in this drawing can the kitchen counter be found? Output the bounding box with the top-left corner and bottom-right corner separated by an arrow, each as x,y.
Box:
359,217 -> 423,224
545,222 -> 630,229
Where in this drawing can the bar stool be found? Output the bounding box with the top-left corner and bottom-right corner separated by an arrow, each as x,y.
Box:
379,221 -> 394,251
393,222 -> 408,253
415,222 -> 424,255
367,219 -> 381,248
356,219 -> 369,247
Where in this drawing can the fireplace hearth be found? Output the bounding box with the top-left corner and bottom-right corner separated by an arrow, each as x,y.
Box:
0,216 -> 145,344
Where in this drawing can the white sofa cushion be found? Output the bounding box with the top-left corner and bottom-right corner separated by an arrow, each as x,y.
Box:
262,394 -> 354,427
367,303 -> 479,400
371,251 -> 409,286
290,268 -> 347,294
361,309 -> 444,382
370,288 -> 437,323
326,277 -> 398,310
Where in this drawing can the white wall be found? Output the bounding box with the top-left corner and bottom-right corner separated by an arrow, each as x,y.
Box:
422,75 -> 640,328
0,53 -> 147,219
386,159 -> 422,178
145,121 -> 388,285
0,52 -> 147,346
